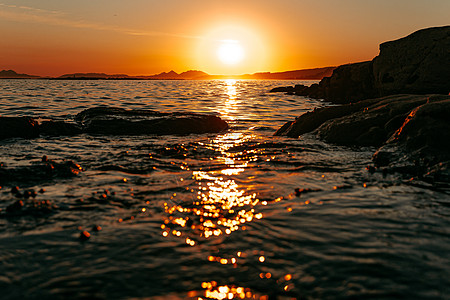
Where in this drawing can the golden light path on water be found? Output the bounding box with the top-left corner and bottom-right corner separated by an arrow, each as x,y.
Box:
159,80 -> 295,299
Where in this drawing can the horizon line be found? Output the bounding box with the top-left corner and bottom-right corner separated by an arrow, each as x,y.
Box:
0,66 -> 338,79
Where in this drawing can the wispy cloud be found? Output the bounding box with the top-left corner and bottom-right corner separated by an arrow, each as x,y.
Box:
0,3 -> 201,39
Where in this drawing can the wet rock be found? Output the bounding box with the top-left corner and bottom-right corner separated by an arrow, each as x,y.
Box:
314,95 -> 423,146
79,230 -> 91,241
269,84 -> 310,96
372,97 -> 450,174
6,200 -> 24,213
75,106 -> 228,136
23,190 -> 34,199
294,188 -> 321,197
269,86 -> 295,93
10,186 -> 20,194
92,225 -> 102,232
2,107 -> 228,140
422,162 -> 450,185
277,94 -> 447,146
275,97 -> 380,138
277,94 -> 450,179
39,121 -> 82,136
0,157 -> 84,186
366,165 -> 376,174
4,198 -> 56,217
0,117 -> 39,140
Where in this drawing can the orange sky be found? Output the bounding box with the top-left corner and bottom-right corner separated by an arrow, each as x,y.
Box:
1,0 -> 449,76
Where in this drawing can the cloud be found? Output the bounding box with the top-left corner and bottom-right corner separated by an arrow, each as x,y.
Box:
0,3 -> 200,39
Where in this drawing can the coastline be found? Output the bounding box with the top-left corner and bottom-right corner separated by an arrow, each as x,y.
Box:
273,26 -> 450,182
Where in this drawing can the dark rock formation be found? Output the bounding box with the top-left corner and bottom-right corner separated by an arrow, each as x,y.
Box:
0,157 -> 84,186
75,107 -> 228,136
0,117 -> 39,139
275,97 -> 381,140
0,107 -> 228,140
39,121 -> 82,136
276,94 -> 450,177
373,97 -> 450,171
270,26 -> 450,104
311,61 -> 378,103
373,26 -> 450,96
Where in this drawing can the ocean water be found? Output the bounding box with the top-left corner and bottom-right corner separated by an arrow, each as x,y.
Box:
0,79 -> 449,300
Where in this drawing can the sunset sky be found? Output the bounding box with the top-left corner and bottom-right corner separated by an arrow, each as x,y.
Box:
1,0 -> 449,76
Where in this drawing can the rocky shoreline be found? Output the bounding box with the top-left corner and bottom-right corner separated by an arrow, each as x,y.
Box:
274,26 -> 450,181
270,26 -> 449,103
275,94 -> 450,180
0,107 -> 228,140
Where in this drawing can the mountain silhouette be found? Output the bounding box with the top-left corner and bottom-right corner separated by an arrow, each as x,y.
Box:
0,70 -> 40,78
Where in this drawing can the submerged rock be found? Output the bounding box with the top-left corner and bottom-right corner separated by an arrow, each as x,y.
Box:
0,117 -> 39,140
79,230 -> 91,241
270,26 -> 450,104
75,107 -> 228,135
3,198 -> 56,217
0,157 -> 84,186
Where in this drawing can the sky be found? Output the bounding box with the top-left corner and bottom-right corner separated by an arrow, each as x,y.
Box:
0,0 -> 449,76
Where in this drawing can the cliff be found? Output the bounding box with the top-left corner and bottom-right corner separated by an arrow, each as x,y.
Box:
271,26 -> 450,104
275,26 -> 450,180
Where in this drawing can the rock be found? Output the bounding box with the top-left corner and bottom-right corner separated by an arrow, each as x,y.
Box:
373,26 -> 450,96
10,186 -> 20,195
294,188 -> 321,197
310,61 -> 377,103
0,117 -> 39,140
1,107 -> 228,140
268,84 -> 311,96
275,97 -> 380,137
373,97 -> 450,173
92,225 -> 102,232
39,121 -> 82,136
75,107 -> 228,136
315,95 -> 440,146
79,230 -> 91,241
276,94 -> 450,177
6,200 -> 24,213
270,26 -> 450,104
269,86 -> 295,93
0,157 -> 84,187
4,198 -> 56,217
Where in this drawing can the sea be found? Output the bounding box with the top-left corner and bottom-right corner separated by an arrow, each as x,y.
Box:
0,79 -> 449,299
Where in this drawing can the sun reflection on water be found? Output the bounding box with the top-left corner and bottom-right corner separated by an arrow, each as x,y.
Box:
218,79 -> 240,121
157,81 -> 294,298
188,279 -> 296,300
160,129 -> 267,240
161,169 -> 263,240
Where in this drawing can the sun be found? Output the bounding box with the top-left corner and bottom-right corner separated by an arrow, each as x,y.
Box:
195,23 -> 267,74
217,40 -> 245,65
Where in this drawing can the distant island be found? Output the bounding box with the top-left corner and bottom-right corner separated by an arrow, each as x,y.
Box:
0,67 -> 336,80
0,70 -> 40,79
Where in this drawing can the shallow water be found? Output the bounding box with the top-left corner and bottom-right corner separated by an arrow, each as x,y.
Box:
0,79 -> 449,299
